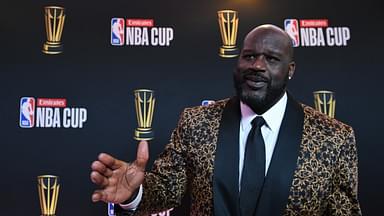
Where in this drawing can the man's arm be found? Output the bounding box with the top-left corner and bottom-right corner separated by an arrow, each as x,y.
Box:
132,109 -> 190,215
327,128 -> 362,215
91,108 -> 190,215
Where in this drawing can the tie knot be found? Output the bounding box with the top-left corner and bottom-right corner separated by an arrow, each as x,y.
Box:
251,116 -> 265,128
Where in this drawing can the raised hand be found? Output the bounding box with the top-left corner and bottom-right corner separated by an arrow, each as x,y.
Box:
90,140 -> 149,203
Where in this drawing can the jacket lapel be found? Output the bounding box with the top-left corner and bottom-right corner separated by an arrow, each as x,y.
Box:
213,96 -> 241,216
255,94 -> 304,215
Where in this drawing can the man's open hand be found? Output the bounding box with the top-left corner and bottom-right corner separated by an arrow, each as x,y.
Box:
90,140 -> 149,203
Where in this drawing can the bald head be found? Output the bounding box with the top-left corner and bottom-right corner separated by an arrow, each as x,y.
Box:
243,24 -> 294,61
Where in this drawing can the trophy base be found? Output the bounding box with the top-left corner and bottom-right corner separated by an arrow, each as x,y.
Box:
42,42 -> 63,54
134,129 -> 154,141
219,46 -> 238,58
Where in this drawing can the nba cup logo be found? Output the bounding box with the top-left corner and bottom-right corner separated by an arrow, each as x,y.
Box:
217,10 -> 239,58
42,6 -> 66,54
37,175 -> 60,216
134,89 -> 155,141
313,90 -> 336,118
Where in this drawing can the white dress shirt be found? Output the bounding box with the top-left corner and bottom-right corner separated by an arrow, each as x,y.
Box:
121,92 -> 288,209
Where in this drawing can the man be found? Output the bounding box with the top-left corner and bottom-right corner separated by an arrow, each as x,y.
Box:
90,24 -> 361,215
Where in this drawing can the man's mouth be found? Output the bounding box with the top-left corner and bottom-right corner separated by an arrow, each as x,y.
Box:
244,75 -> 268,89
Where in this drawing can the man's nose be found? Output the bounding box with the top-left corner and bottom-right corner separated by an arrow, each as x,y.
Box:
251,55 -> 266,70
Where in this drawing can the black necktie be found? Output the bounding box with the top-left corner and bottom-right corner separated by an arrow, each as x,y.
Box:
240,116 -> 266,216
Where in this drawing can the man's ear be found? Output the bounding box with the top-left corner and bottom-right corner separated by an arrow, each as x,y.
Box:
288,61 -> 296,79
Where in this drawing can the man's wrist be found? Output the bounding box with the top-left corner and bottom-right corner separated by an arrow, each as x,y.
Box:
121,187 -> 140,204
119,185 -> 143,210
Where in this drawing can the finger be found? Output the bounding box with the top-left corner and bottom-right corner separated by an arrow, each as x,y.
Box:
135,140 -> 149,170
98,153 -> 125,170
92,190 -> 102,202
90,171 -> 109,187
92,189 -> 108,203
91,161 -> 113,177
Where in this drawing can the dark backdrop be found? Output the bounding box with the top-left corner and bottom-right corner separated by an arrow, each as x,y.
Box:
0,0 -> 382,215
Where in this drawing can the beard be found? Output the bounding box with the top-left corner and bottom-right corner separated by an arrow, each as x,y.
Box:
233,68 -> 288,114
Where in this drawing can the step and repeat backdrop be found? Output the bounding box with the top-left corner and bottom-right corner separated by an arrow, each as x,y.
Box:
0,0 -> 382,215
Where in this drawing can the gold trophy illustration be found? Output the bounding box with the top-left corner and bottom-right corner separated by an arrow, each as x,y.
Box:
134,89 -> 155,141
42,6 -> 66,54
313,90 -> 336,118
37,175 -> 60,216
217,10 -> 239,58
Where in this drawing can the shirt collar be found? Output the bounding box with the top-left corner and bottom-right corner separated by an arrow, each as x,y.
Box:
240,92 -> 287,132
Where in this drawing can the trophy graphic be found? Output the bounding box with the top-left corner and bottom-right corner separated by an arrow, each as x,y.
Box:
134,89 -> 155,141
42,6 -> 66,54
313,90 -> 336,118
217,10 -> 239,58
37,175 -> 60,216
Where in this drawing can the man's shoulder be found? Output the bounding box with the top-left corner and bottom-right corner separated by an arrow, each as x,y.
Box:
184,98 -> 230,113
180,98 -> 230,121
300,103 -> 354,134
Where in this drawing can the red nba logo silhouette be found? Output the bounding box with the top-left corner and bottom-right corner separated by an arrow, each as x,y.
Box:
284,19 -> 300,47
111,18 -> 125,46
20,97 -> 35,128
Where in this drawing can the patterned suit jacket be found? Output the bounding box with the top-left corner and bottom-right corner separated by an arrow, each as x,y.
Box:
134,96 -> 361,216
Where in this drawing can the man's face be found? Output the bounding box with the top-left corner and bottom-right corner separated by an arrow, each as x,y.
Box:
234,27 -> 295,114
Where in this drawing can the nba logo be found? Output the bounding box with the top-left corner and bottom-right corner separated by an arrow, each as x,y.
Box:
19,97 -> 35,128
201,100 -> 215,106
108,203 -> 115,216
111,18 -> 125,46
284,19 -> 300,47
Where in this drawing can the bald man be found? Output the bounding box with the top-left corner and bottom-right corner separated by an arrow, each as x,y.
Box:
91,24 -> 361,216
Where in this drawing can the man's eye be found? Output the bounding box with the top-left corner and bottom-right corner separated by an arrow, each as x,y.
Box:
243,55 -> 255,60
266,55 -> 279,62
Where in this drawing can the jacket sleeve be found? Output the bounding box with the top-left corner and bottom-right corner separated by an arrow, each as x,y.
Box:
326,128 -> 362,215
133,109 -> 191,215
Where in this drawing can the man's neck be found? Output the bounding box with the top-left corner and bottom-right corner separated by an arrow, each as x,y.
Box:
240,92 -> 288,126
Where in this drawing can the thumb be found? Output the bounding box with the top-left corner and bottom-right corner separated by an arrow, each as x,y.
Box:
135,140 -> 149,170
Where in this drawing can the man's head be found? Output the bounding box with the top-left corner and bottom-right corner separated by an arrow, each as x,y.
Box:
234,24 -> 295,114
